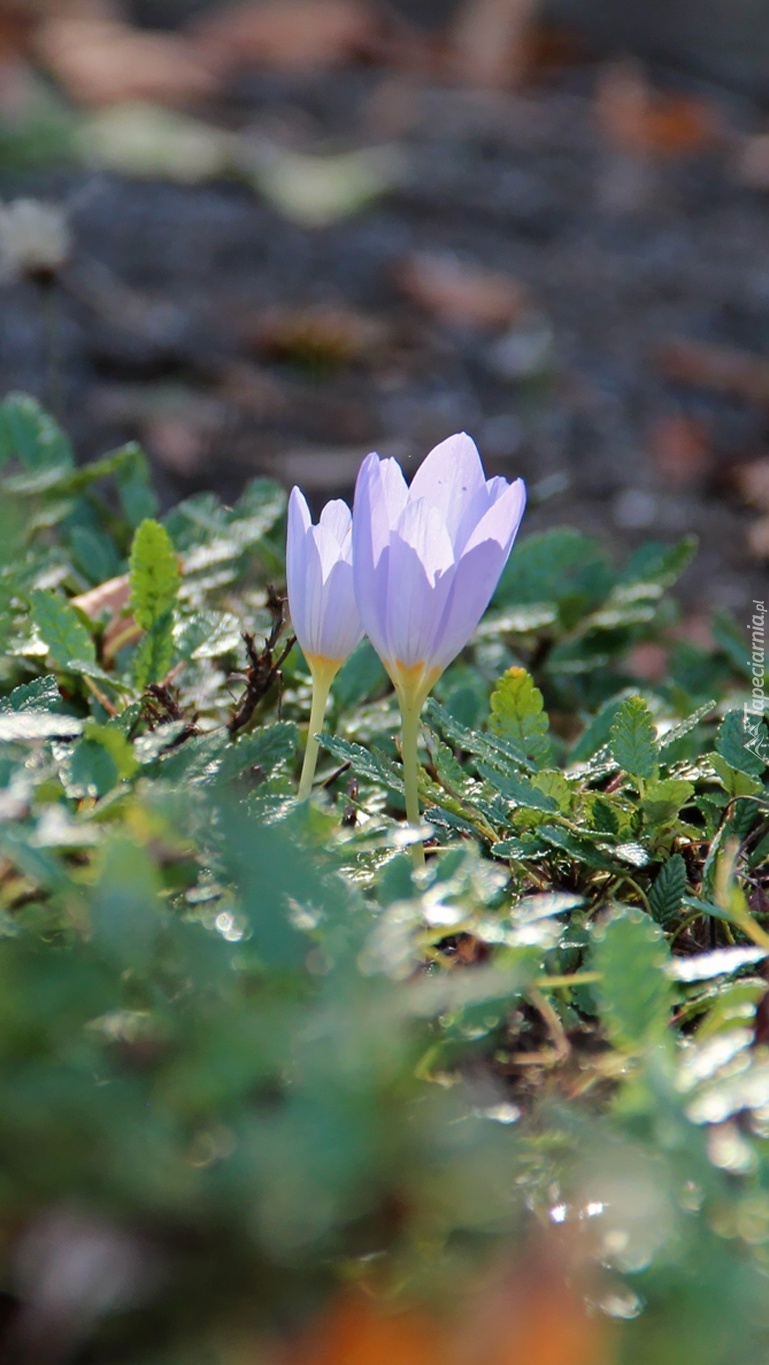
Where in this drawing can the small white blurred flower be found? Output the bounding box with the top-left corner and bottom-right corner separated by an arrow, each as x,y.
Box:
0,198 -> 72,284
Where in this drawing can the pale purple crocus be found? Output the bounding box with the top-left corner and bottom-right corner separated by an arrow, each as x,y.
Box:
353,433 -> 526,862
286,487 -> 363,799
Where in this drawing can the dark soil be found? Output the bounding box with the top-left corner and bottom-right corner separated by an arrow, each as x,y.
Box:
1,59 -> 768,619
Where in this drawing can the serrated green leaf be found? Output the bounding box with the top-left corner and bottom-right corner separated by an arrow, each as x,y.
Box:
648,854 -> 688,926
592,909 -> 672,1049
129,519 -> 181,631
133,612 -> 175,689
318,733 -> 404,794
477,764 -> 558,813
0,676 -> 64,714
668,947 -> 768,983
641,778 -> 695,826
488,667 -> 551,768
0,392 -> 73,472
31,589 -> 96,669
609,696 -> 659,780
620,536 -> 697,590
0,712 -> 84,741
716,710 -> 767,778
658,699 -> 717,752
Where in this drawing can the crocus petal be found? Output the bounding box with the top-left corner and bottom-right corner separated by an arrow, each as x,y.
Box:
286,487 -> 313,646
384,499 -> 455,668
352,435 -> 526,687
286,487 -> 362,665
319,498 -> 352,550
407,432 -> 486,538
429,538 -> 510,674
314,558 -> 364,659
353,453 -> 409,659
461,477 -> 526,557
428,480 -> 526,672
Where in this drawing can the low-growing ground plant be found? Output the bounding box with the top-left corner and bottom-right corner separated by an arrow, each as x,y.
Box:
0,394 -> 766,1363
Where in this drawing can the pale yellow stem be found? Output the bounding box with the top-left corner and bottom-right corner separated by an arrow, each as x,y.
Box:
298,660 -> 338,802
399,692 -> 425,869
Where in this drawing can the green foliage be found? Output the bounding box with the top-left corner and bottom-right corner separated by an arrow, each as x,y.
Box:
609,694 -> 660,780
648,853 -> 688,926
592,909 -> 673,1049
488,666 -> 551,767
129,518 -> 181,631
0,397 -> 766,1363
31,588 -> 95,669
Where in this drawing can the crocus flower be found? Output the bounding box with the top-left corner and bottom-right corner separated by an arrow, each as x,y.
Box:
353,433 -> 526,861
286,488 -> 363,799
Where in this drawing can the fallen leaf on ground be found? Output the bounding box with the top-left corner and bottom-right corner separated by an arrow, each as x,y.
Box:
734,133 -> 769,188
595,59 -> 719,157
732,457 -> 769,510
192,0 -> 375,74
625,643 -> 669,683
35,17 -> 217,107
397,251 -> 528,330
80,102 -> 232,181
649,413 -> 712,487
72,574 -> 138,659
747,516 -> 769,560
239,138 -> 403,227
656,338 -> 769,406
449,0 -> 541,88
247,303 -> 388,369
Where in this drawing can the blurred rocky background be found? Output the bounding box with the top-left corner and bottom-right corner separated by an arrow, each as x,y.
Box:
2,0 -> 769,623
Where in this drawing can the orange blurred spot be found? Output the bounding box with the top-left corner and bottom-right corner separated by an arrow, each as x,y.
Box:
285,1294 -> 446,1365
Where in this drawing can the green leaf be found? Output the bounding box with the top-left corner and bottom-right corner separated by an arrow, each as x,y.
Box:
488,667 -> 551,768
641,778 -> 695,826
31,589 -> 95,669
648,854 -> 688,926
494,527 -> 613,610
133,612 -> 175,689
129,519 -> 181,631
0,712 -> 84,741
318,733 -> 404,794
658,699 -> 717,752
0,393 -> 73,472
715,710 -> 767,778
117,444 -> 159,526
592,909 -> 672,1050
609,696 -> 659,780
620,536 -> 697,591
0,676 -> 64,714
476,765 -> 558,813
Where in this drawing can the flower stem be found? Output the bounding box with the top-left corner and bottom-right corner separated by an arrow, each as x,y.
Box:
298,667 -> 334,801
399,693 -> 425,869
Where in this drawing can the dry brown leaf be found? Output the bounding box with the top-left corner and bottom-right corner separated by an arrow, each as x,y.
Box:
649,413 -> 712,487
595,60 -> 718,158
748,515 -> 769,560
248,302 -> 387,368
656,338 -> 769,407
192,0 -> 375,75
735,133 -> 769,189
625,643 -> 669,683
397,251 -> 527,330
449,0 -> 541,88
732,457 -> 769,511
71,574 -> 139,660
35,17 -> 217,107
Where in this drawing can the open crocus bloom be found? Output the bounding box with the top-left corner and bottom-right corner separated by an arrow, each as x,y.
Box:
353,433 -> 526,709
286,487 -> 363,674
286,487 -> 363,800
